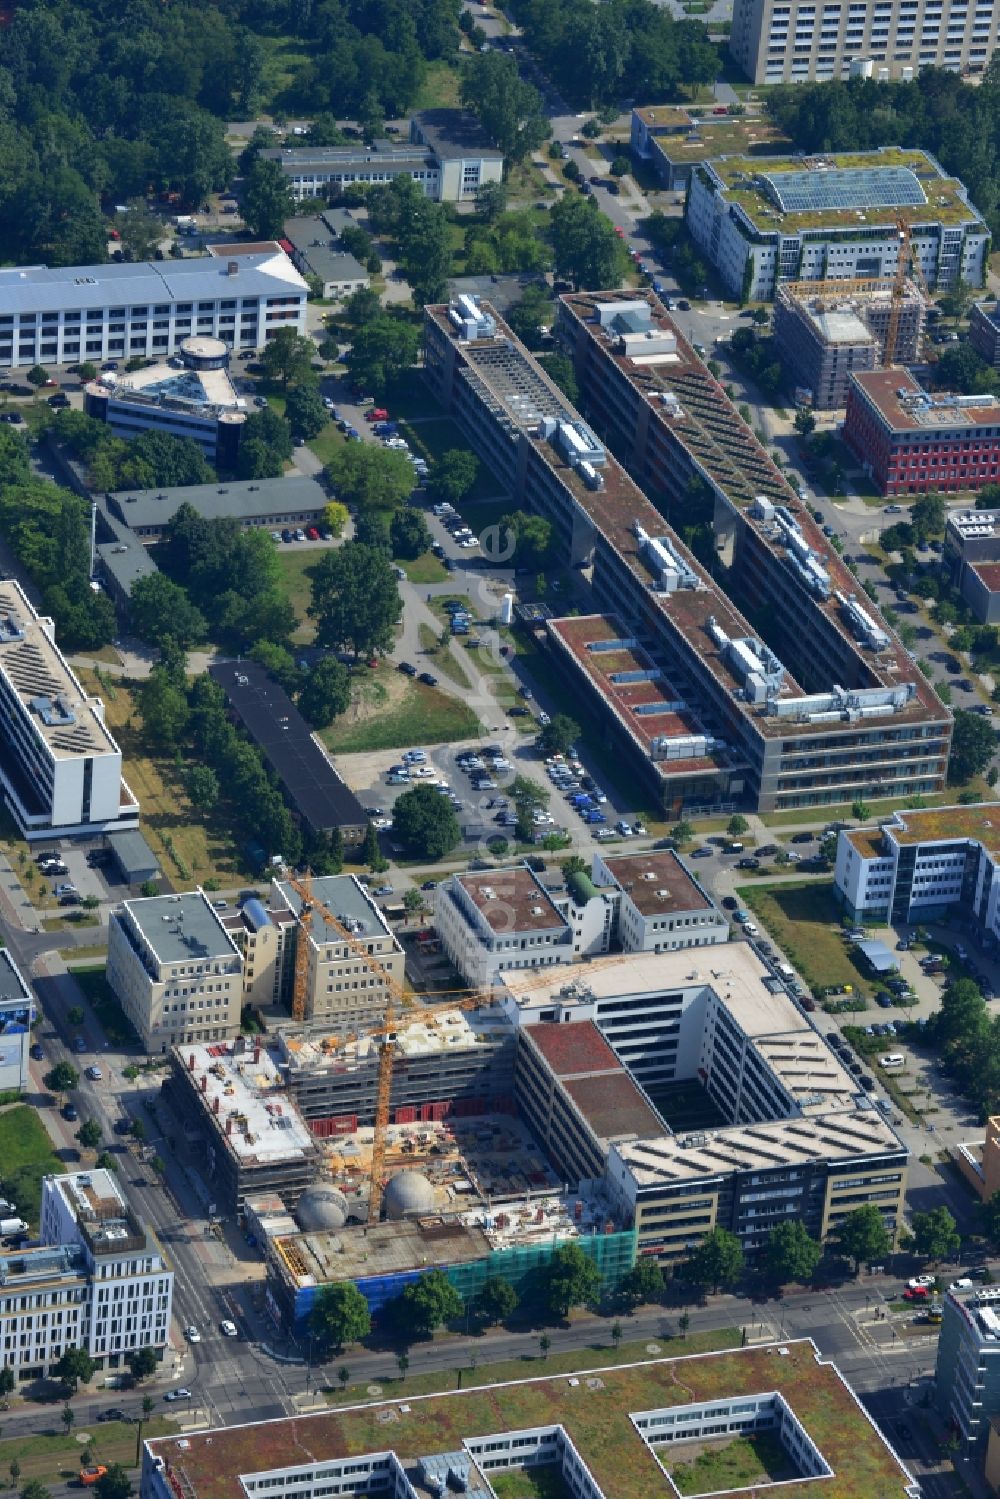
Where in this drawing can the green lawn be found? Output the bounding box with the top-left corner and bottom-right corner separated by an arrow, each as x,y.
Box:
0,1418 -> 176,1489
306,421 -> 346,467
68,964 -> 136,1048
403,551 -> 449,583
321,678 -> 481,753
668,1433 -> 796,1495
398,418 -> 505,500
274,549 -> 323,636
380,370 -> 447,421
418,624 -> 472,688
737,880 -> 875,1001
491,1469 -> 573,1499
414,59 -> 462,110
0,1107 -> 68,1228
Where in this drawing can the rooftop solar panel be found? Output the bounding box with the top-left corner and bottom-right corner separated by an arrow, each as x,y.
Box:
760,166 -> 927,214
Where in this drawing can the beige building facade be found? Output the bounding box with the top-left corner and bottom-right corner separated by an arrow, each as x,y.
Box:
730,0 -> 1000,85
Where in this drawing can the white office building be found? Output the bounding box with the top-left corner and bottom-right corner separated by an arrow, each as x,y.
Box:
0,252 -> 307,369
0,952 -> 32,1095
0,579 -> 139,841
0,1171 -> 173,1382
686,149 -> 988,301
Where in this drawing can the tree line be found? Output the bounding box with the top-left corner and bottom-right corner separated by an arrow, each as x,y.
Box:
767,61 -> 1000,237
53,409 -> 216,493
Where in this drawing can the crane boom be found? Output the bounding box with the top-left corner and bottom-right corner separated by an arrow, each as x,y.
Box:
883,219 -> 911,369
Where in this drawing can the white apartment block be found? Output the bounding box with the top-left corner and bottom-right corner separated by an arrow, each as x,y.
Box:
686,150 -> 988,301
107,890 -> 243,1054
0,252 -> 307,369
592,850 -> 729,953
435,866 -> 575,990
0,1171 -> 173,1382
730,0 -> 1000,84
0,579 -> 138,841
835,805 -> 1000,940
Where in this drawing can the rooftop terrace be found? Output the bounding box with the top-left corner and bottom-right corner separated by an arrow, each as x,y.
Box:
867,802 -> 1000,856
145,1342 -> 917,1499
0,579 -> 120,759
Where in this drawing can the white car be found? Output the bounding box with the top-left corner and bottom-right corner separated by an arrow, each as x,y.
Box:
220,1320 -> 238,1337
460,537 -> 479,548
949,1278 -> 974,1292
413,766 -> 436,778
185,1326 -> 201,1343
371,816 -> 391,830
908,1275 -> 936,1290
165,1389 -> 192,1402
403,749 -> 426,763
537,712 -> 551,727
86,1065 -> 103,1081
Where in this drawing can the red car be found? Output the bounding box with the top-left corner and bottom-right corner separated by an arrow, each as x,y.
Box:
614,226 -> 625,237
903,1286 -> 929,1301
365,407 -> 389,422
306,526 -> 320,540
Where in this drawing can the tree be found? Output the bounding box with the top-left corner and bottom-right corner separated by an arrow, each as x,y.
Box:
543,1243 -> 602,1319
671,820 -> 695,846
243,157 -> 295,240
323,501 -> 349,537
428,450 -> 479,506
549,195 -> 628,291
618,1258 -> 664,1309
186,765 -> 220,811
727,814 -> 749,837
138,669 -> 190,748
402,888 -> 427,918
114,201 -> 164,265
76,1119 -> 102,1151
537,353 -> 579,405
261,329 -> 317,391
310,543 -> 402,659
980,1190 -> 1000,1245
396,1270 -> 463,1339
128,1347 -> 158,1381
68,1005 -> 85,1027
912,1206 -> 961,1264
476,181 -> 508,221
26,366 -> 49,388
10,1460 -> 20,1489
338,1366 -> 350,1390
500,510 -> 553,568
390,508 -> 431,560
344,316 -> 420,396
61,1406 -> 75,1435
835,1203 -> 892,1274
851,799 -> 871,822
687,1227 -> 744,1292
130,1118 -> 146,1142
538,715 -> 580,756
237,409 -> 293,479
392,785 -> 461,860
476,1276 -> 518,1324
21,1483 -> 51,1499
309,1282 -> 371,1353
538,1333 -> 551,1360
298,658 -> 351,728
949,708 -> 998,784
285,385 -> 329,440
139,880 -> 159,899
44,1063 -> 78,1095
129,575 -> 206,650
95,1470 -> 132,1499
794,409 -> 816,436
396,1351 -> 410,1381
610,155 -> 631,178
460,52 -> 549,164
0,1366 -> 14,1398
912,491 -> 946,540
763,1221 -> 822,1285
361,821 -> 387,873
327,444 -> 415,517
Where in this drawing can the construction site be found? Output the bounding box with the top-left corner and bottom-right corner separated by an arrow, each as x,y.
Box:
773,277 -> 927,408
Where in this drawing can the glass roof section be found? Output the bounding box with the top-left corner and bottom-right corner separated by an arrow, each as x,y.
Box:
759,166 -> 927,214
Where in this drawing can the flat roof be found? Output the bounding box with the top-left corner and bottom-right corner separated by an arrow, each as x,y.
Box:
633,104 -> 693,130
412,108 -> 504,161
145,1343 -> 917,1499
455,867 -> 568,935
947,508 -> 1000,539
563,1069 -> 667,1145
263,144 -> 434,171
874,802 -> 1000,856
0,250 -> 307,316
95,538 -> 158,596
106,828 -> 158,879
527,1019 -> 621,1077
619,1106 -> 905,1180
0,578 -> 120,760
844,827 -> 890,860
704,147 -> 985,234
557,292 -> 945,735
850,367 -> 1000,432
177,1040 -> 317,1166
273,873 -> 398,950
275,1217 -> 491,1287
601,850 -> 715,917
971,562 -> 1000,591
0,950 -> 29,1009
646,115 -> 791,166
278,1006 -> 511,1074
50,1167 -> 127,1221
92,358 -> 241,414
112,475 -> 328,531
546,614 -> 723,777
208,660 -> 365,837
123,889 -> 239,966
